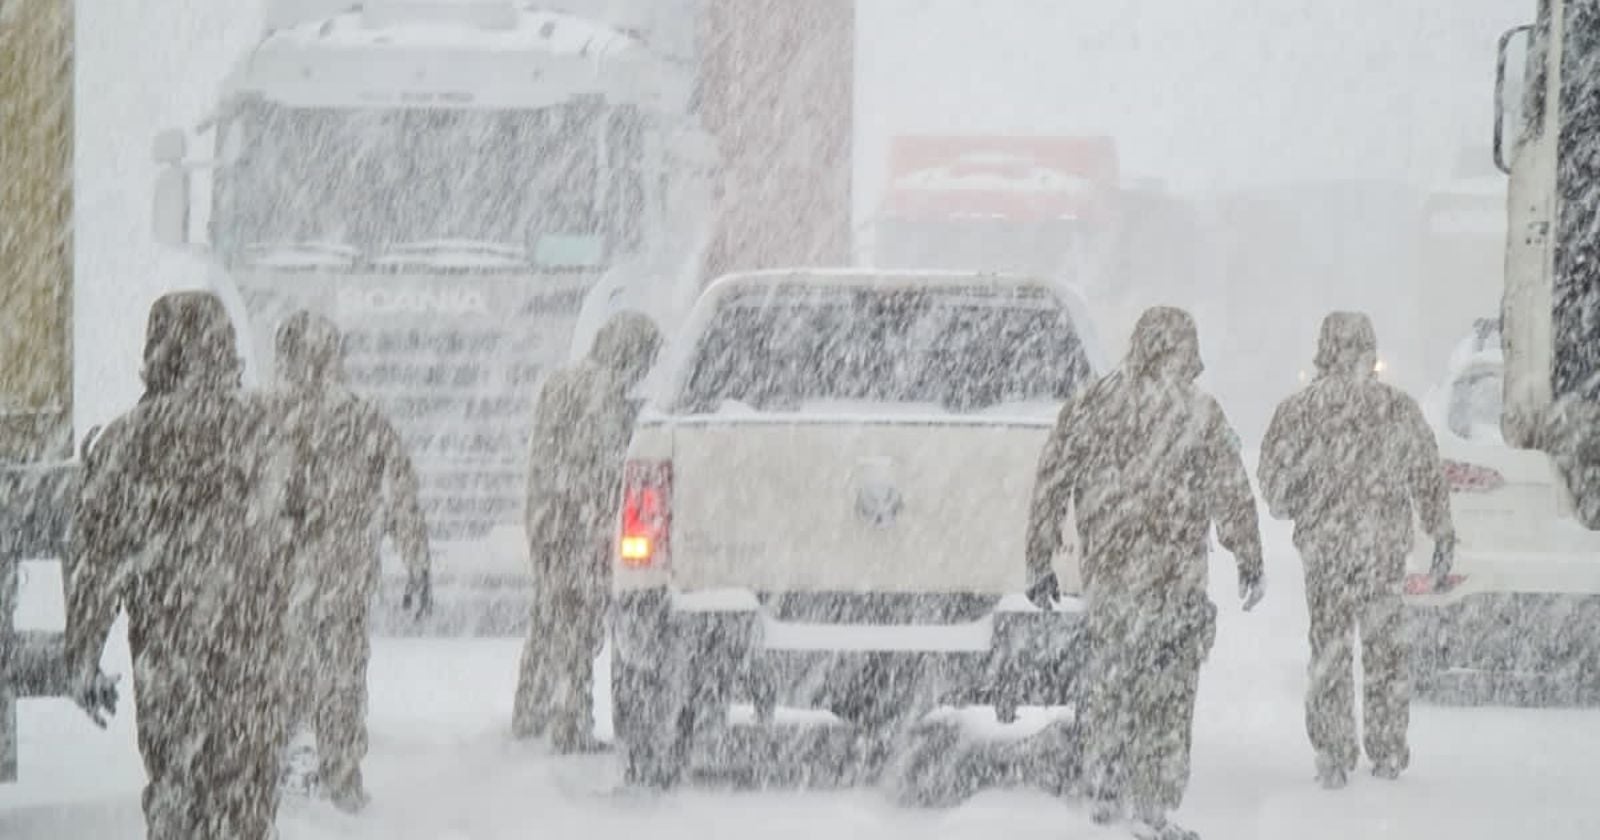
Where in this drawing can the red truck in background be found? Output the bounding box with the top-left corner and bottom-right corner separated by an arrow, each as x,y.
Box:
872,135 -> 1120,281
868,135 -> 1214,364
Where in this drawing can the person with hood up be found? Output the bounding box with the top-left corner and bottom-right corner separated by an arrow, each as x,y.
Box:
271,310 -> 431,810
1026,306 -> 1265,840
1258,312 -> 1454,789
66,291 -> 296,840
514,311 -> 662,751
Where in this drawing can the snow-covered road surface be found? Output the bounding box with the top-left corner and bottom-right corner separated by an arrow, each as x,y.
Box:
5,524 -> 1598,840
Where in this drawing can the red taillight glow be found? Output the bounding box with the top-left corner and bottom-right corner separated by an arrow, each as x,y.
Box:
1443,459 -> 1506,494
619,460 -> 671,569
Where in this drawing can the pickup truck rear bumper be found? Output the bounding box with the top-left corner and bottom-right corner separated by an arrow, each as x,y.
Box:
612,589 -> 1088,721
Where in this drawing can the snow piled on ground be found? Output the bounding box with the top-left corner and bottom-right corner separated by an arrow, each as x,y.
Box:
4,519 -> 1598,839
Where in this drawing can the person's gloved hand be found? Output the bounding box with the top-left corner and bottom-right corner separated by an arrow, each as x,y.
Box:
1239,574 -> 1266,612
402,570 -> 433,620
1026,572 -> 1061,611
73,669 -> 120,729
1431,534 -> 1457,591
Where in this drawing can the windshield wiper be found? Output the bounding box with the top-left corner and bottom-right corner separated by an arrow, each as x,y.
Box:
373,239 -> 530,269
242,241 -> 362,269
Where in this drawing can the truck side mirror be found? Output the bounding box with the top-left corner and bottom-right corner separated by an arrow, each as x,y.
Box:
152,128 -> 187,165
1494,24 -> 1535,175
152,164 -> 191,248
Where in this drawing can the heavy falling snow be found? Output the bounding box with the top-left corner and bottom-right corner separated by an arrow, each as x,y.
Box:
3,1 -> 1600,840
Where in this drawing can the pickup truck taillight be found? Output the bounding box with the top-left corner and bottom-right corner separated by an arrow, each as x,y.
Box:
1443,459 -> 1505,493
619,459 -> 671,569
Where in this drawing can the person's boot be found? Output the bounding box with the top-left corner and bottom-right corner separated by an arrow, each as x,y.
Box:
512,708 -> 548,741
1091,796 -> 1123,826
1371,758 -> 1404,781
278,728 -> 321,798
329,785 -> 371,815
552,722 -> 611,755
1130,806 -> 1200,840
324,766 -> 371,814
1315,755 -> 1350,790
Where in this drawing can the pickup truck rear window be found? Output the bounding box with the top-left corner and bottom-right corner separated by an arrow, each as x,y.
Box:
674,285 -> 1090,415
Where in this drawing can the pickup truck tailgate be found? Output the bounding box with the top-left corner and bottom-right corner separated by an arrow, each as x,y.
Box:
669,419 -> 1055,595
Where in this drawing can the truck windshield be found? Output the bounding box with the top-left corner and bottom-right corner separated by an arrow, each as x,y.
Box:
213,101 -> 644,270
676,285 -> 1091,415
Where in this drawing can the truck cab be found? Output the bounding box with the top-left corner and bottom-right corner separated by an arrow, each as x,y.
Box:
1496,0 -> 1600,474
149,1 -> 718,630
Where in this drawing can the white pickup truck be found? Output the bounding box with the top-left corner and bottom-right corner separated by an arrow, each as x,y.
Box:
608,269 -> 1107,783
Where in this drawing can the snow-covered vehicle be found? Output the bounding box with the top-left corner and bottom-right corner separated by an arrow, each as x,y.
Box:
608,269 -> 1107,780
1405,318 -> 1600,704
146,0 -> 855,634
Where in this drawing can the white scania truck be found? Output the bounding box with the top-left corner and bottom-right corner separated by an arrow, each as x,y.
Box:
150,0 -> 856,634
150,0 -> 715,632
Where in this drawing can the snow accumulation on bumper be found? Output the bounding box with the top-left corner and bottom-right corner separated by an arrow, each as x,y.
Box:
1406,591 -> 1600,706
614,588 -> 1090,711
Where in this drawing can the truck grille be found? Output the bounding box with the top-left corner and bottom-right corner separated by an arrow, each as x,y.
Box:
339,326 -> 538,541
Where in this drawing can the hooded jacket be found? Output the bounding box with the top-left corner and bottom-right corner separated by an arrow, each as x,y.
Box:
524,312 -> 662,576
67,290 -> 294,736
1027,307 -> 1263,601
273,311 -> 429,596
1259,312 -> 1453,583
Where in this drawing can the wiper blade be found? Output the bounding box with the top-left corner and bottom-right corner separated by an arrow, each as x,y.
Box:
378,239 -> 529,258
372,239 -> 531,269
242,241 -> 361,268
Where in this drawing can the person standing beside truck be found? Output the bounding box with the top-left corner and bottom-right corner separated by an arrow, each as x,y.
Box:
272,310 -> 432,812
514,311 -> 662,751
66,291 -> 296,840
1258,312 -> 1455,789
1026,306 -> 1265,840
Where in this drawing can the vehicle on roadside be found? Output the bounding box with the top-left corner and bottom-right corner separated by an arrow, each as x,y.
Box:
608,269 -> 1107,781
1405,317 -> 1600,705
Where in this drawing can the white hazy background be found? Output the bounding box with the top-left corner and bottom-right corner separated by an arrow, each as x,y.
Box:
77,0 -> 1529,434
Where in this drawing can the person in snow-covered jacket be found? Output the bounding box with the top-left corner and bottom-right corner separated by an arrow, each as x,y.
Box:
66,291 -> 295,840
514,311 -> 662,750
1258,311 -> 1454,788
1026,305 -> 1265,840
272,310 -> 431,811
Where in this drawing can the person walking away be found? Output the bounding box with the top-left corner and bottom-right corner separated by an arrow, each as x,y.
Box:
514,312 -> 662,751
1027,306 -> 1265,840
1258,311 -> 1454,789
65,291 -> 296,840
273,310 -> 432,811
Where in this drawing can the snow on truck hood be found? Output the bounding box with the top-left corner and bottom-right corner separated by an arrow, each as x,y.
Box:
231,5 -> 688,111
265,6 -> 643,57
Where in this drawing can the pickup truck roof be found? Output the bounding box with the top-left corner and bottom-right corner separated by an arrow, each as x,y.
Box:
693,268 -> 1108,362
647,268 -> 1108,421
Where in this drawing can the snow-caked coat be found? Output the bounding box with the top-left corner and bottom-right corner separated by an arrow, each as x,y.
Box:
66,291 -> 294,839
1258,311 -> 1453,590
1027,305 -> 1264,601
274,310 -> 429,609
523,311 -> 662,587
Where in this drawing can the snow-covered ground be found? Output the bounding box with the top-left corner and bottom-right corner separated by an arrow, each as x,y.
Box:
16,3 -> 1592,838
6,518 -> 1598,839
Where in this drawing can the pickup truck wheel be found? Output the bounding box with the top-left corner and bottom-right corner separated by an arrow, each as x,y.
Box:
613,660 -> 687,788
